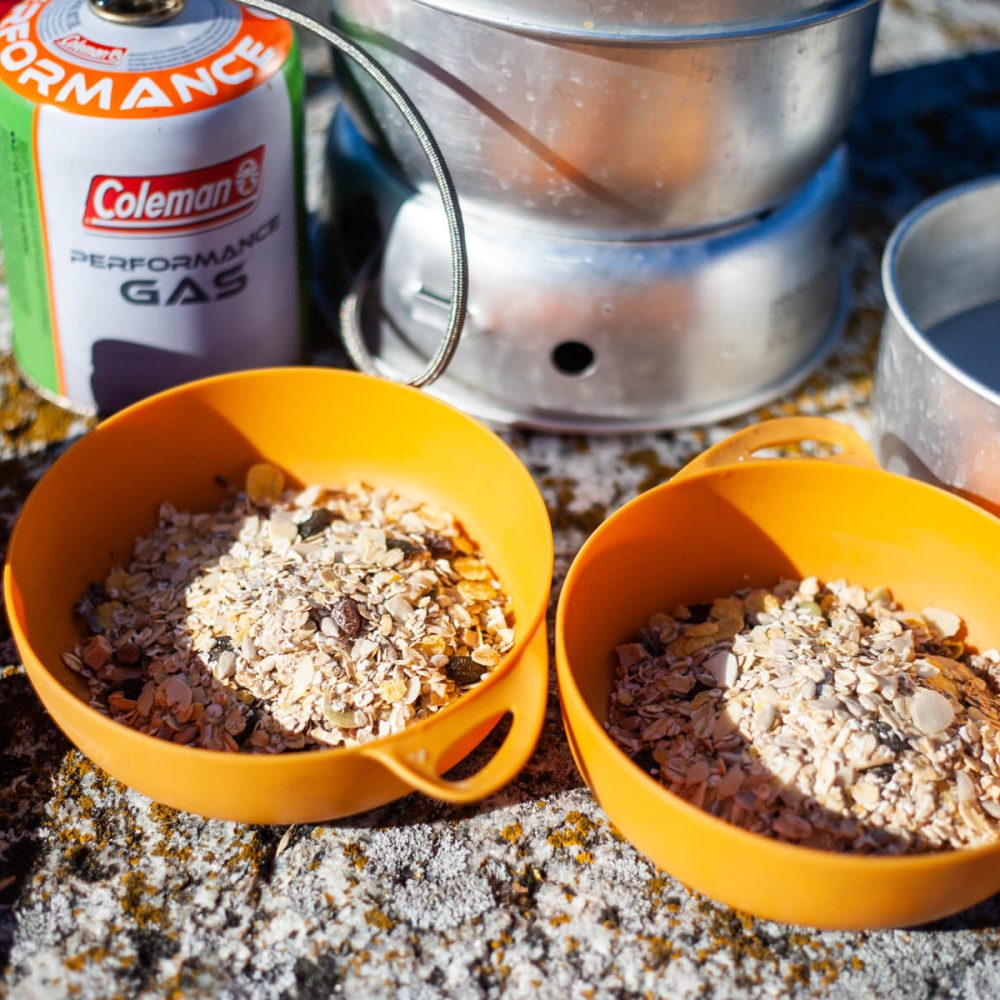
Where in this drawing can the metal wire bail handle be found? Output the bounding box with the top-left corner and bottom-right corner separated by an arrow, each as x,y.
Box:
237,0 -> 468,388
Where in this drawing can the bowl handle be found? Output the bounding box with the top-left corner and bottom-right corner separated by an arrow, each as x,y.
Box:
236,0 -> 468,389
358,627 -> 548,804
676,417 -> 880,481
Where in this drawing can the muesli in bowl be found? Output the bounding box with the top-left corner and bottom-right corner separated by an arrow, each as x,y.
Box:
609,578 -> 1000,855
66,466 -> 516,754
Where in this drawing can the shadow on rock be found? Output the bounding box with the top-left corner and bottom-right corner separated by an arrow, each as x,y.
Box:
851,48 -> 1000,235
0,671 -> 71,974
324,674 -> 586,832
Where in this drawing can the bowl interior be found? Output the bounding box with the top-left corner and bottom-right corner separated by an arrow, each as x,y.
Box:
561,459 -> 1000,731
9,368 -> 552,706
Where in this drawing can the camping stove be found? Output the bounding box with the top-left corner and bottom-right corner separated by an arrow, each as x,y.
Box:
317,110 -> 849,433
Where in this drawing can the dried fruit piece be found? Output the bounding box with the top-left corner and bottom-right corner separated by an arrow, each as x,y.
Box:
298,508 -> 335,540
324,708 -> 359,729
115,642 -> 142,666
616,643 -> 647,669
246,462 -> 285,503
330,596 -> 364,638
388,536 -> 424,556
81,635 -> 113,671
446,655 -> 486,686
416,635 -> 448,657
424,533 -> 454,558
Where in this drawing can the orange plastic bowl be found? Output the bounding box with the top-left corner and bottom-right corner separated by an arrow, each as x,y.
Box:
556,416 -> 1000,929
5,368 -> 552,823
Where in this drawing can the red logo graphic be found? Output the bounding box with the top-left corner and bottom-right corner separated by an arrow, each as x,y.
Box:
53,33 -> 127,66
83,147 -> 266,236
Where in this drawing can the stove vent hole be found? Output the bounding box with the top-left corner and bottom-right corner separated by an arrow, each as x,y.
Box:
552,341 -> 595,376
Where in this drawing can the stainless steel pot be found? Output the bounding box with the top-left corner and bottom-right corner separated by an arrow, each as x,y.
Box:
872,177 -> 1000,515
321,112 -> 850,432
330,0 -> 878,236
412,0 -> 867,38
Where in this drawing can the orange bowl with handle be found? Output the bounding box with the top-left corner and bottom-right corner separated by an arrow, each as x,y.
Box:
5,367 -> 552,823
556,416 -> 1000,929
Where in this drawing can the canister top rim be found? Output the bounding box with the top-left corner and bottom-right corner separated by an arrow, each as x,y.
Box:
90,0 -> 187,25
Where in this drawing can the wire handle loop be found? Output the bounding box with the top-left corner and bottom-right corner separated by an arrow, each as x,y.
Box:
238,0 -> 468,387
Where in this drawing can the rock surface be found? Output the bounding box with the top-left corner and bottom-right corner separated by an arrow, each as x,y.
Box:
3,1 -> 1000,997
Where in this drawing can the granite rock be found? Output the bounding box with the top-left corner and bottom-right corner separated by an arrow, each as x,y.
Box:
3,1 -> 1000,996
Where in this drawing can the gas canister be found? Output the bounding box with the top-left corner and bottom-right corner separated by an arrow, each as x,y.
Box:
0,0 -> 304,413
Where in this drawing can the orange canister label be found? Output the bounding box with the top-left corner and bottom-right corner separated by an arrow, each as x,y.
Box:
0,0 -> 292,117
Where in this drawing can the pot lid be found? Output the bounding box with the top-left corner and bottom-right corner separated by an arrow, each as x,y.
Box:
410,0 -> 879,42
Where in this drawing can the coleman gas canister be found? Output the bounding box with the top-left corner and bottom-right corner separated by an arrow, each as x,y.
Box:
0,0 -> 304,413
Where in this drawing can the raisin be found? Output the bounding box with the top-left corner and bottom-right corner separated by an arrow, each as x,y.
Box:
74,583 -> 106,633
209,636 -> 234,662
115,642 -> 142,666
389,536 -> 424,556
424,533 -> 454,558
638,627 -> 664,657
298,508 -> 335,540
686,603 -> 713,624
446,655 -> 486,686
331,597 -> 364,638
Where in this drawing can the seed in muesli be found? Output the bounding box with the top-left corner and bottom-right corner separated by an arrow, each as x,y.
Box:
62,464 -> 515,754
607,578 -> 1000,854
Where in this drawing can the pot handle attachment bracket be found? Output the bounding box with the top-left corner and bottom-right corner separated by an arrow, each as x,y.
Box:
237,0 -> 468,389
676,416 -> 880,481
359,628 -> 548,804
